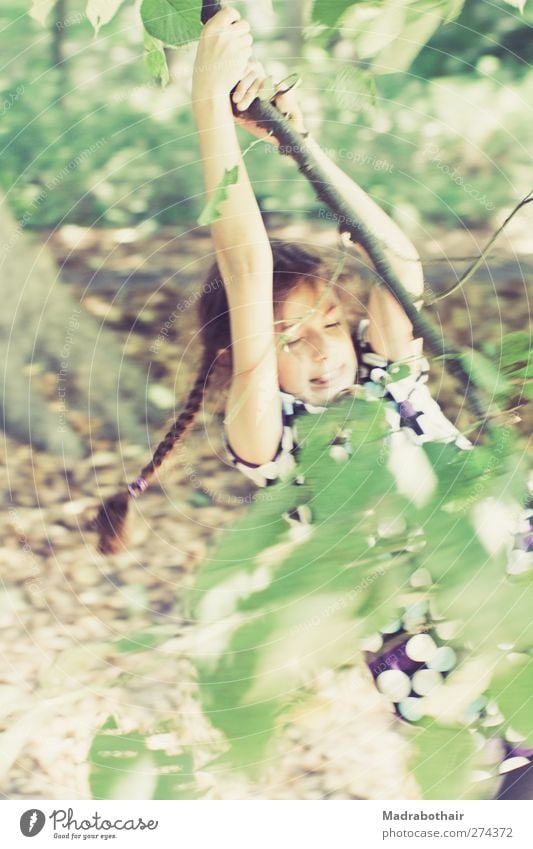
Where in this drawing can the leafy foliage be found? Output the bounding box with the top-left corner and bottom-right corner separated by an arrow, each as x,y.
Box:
311,0 -> 468,75
89,717 -> 197,799
141,0 -> 202,46
143,32 -> 170,86
408,721 -> 479,800
185,392 -> 532,795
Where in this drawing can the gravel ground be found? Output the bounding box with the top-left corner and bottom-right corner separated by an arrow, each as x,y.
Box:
1,221 -> 529,799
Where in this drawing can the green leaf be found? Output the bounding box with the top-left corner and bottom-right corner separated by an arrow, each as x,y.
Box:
311,0 -> 357,27
438,552 -> 533,652
356,0 -> 408,60
489,657 -> 533,743
28,0 -> 56,25
86,0 -> 124,36
370,7 -> 446,75
189,481 -> 305,618
509,365 -> 533,379
197,166 -> 239,227
113,626 -> 178,654
143,31 -> 170,87
141,0 -> 202,47
196,615 -> 280,772
498,331 -> 531,371
443,0 -> 466,24
458,348 -> 512,398
328,66 -> 377,116
522,381 -> 533,400
89,717 -> 197,799
409,721 -> 478,800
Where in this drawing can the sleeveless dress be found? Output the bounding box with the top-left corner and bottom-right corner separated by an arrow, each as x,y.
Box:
223,319 -> 533,784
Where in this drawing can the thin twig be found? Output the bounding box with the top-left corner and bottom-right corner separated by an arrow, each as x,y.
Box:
426,191 -> 533,303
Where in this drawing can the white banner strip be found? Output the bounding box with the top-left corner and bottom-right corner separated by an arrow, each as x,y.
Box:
4,799 -> 531,848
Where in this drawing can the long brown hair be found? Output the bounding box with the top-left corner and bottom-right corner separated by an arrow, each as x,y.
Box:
93,239 -> 363,553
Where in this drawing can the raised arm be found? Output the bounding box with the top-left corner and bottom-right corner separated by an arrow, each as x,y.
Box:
192,7 -> 282,465
303,137 -> 424,364
234,77 -> 425,366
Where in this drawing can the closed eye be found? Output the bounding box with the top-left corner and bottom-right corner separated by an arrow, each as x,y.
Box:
325,321 -> 341,329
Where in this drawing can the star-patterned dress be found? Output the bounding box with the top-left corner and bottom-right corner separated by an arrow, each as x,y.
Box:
223,318 -> 533,786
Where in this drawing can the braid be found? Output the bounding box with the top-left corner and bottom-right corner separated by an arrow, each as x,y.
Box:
93,238 -> 363,555
93,346 -> 214,554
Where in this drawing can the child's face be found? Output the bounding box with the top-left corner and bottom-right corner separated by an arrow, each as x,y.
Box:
275,281 -> 357,405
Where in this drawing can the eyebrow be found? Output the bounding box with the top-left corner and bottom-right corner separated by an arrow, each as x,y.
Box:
276,303 -> 338,332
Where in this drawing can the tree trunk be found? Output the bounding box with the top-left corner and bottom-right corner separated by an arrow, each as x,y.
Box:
0,194 -> 164,458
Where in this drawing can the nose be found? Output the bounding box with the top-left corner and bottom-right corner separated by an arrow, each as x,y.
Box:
308,330 -> 329,362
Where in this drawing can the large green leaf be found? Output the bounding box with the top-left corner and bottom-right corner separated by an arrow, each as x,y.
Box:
89,717 -> 197,799
421,429 -> 516,510
189,481 -> 306,619
364,0 -> 450,75
497,331 -> 531,370
438,554 -> 533,652
113,625 -> 178,654
409,721 -> 478,800
143,31 -> 170,86
141,0 -> 202,47
458,349 -> 512,398
311,0 -> 359,27
488,656 -> 533,744
196,615 -> 280,772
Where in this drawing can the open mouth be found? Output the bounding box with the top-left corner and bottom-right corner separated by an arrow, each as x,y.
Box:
310,366 -> 344,388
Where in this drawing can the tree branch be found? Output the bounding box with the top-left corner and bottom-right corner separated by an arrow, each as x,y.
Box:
426,191 -> 533,303
200,0 -> 487,420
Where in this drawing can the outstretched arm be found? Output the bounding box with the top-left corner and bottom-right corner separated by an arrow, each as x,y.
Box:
192,7 -> 282,466
192,7 -> 271,277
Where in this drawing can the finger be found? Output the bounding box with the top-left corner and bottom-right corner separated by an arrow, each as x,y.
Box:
232,69 -> 262,100
235,78 -> 263,110
250,59 -> 266,76
233,60 -> 264,100
226,19 -> 250,36
244,59 -> 266,79
209,6 -> 240,27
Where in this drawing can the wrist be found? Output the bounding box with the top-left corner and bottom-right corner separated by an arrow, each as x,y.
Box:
192,84 -> 232,111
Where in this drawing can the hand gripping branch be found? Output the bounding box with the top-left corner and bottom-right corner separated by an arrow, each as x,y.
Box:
200,0 -> 486,420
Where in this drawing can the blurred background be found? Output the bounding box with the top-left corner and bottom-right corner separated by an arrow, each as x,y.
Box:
0,0 -> 531,799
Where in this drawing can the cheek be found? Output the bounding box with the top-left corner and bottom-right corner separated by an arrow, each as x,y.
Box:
277,352 -> 307,389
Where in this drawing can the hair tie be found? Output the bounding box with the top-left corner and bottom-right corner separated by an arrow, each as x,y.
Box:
127,476 -> 149,498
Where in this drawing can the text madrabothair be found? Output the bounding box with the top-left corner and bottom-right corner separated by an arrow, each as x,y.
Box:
383,811 -> 465,821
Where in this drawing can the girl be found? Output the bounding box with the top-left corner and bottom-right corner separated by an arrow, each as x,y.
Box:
94,6 -> 533,798
192,6 -> 471,489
